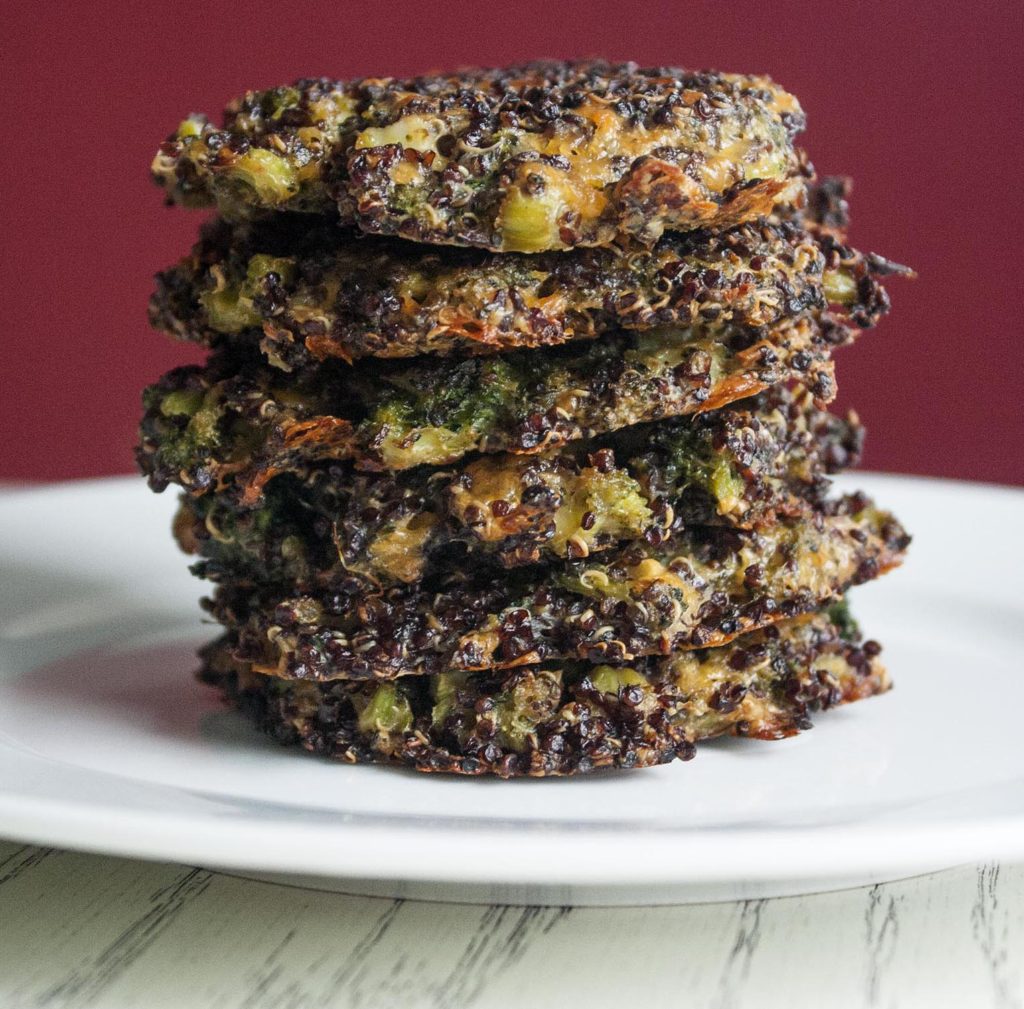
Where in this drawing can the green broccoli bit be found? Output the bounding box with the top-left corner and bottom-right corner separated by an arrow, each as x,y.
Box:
227,148 -> 300,206
202,254 -> 297,333
826,598 -> 860,642
710,458 -> 746,513
357,684 -> 413,735
491,670 -> 563,750
430,671 -> 470,727
159,388 -> 205,418
589,665 -> 649,696
823,268 -> 858,305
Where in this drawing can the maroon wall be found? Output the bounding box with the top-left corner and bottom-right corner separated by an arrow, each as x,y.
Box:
4,0 -> 1022,484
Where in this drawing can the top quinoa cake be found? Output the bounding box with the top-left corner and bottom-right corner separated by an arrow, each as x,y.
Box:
152,61 -> 807,253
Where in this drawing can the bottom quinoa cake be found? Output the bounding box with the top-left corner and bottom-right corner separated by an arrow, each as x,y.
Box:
199,603 -> 888,777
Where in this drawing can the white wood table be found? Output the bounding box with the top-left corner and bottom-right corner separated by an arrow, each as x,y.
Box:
1,840 -> 1020,1009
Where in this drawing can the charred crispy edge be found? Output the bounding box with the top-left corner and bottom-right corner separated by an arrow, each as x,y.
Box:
173,387 -> 865,587
615,164 -> 798,245
199,609 -> 889,777
136,315 -> 845,503
201,498 -> 910,682
805,176 -> 853,235
801,175 -> 913,326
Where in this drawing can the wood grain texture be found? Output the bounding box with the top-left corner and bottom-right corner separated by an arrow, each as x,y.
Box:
0,840 -> 1021,1009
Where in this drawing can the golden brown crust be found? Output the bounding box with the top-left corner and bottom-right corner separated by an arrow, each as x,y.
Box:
152,61 -> 806,252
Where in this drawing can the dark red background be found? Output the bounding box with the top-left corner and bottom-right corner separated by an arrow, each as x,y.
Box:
4,0 -> 1022,484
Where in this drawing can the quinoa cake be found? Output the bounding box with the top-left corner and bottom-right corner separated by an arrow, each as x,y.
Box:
173,386 -> 862,585
202,496 -> 908,681
152,61 -> 807,252
138,314 -> 844,502
150,210 -> 902,367
141,58 -> 910,778
200,605 -> 888,777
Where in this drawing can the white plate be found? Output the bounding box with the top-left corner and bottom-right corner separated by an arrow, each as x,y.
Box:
0,475 -> 1021,905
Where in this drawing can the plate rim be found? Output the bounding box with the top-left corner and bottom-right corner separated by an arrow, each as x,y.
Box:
2,473 -> 1023,887
2,789 -> 1023,885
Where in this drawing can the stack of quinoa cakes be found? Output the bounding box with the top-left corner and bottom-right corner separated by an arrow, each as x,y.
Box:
140,61 -> 911,777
